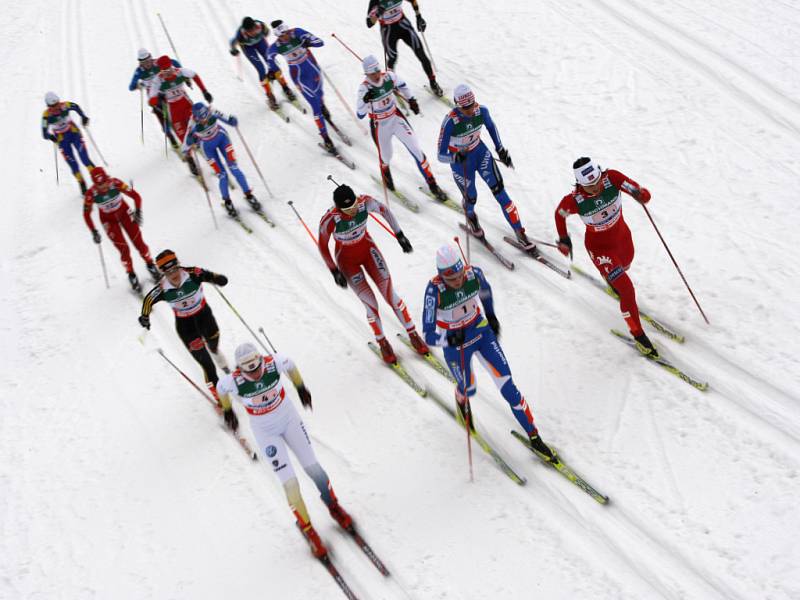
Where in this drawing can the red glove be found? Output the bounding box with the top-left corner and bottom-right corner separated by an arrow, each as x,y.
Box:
635,187 -> 651,204
148,96 -> 158,107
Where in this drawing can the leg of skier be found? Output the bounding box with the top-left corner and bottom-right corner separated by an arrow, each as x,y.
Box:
396,17 -> 438,90
100,212 -> 134,274
292,61 -> 331,148
476,143 -> 525,237
175,313 -> 220,396
443,340 -> 478,428
451,151 -> 482,236
371,117 -> 396,189
117,206 -> 153,266
219,131 -> 252,193
393,114 -> 441,192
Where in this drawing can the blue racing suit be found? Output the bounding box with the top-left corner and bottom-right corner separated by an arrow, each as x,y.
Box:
41,101 -> 94,180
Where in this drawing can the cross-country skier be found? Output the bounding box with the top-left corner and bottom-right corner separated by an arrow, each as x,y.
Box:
318,183 -> 429,364
357,54 -> 446,200
229,17 -> 297,110
366,0 -> 442,96
438,84 -> 533,248
138,250 -> 230,398
422,245 -> 556,460
555,157 -> 657,356
267,20 -> 338,153
83,167 -> 158,292
128,48 -> 181,150
182,102 -> 260,217
41,92 -> 95,194
147,56 -> 214,176
217,342 -> 355,558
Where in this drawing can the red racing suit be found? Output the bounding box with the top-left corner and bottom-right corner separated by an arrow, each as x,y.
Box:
147,67 -> 209,142
555,169 -> 648,336
84,179 -> 152,273
318,194 -> 417,341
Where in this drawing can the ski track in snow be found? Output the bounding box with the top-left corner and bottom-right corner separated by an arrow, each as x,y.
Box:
3,1 -> 800,599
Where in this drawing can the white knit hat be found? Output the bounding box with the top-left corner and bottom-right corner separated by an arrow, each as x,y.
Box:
453,84 -> 475,108
573,157 -> 602,186
362,55 -> 381,74
137,48 -> 151,61
44,91 -> 59,106
235,342 -> 262,372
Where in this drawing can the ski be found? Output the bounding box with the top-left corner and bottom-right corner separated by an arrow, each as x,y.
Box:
225,211 -> 253,234
318,555 -> 359,600
370,175 -> 420,213
610,329 -> 708,391
327,119 -> 353,146
424,85 -> 454,108
417,186 -> 462,213
287,97 -> 307,115
268,101 -> 291,123
396,333 -> 456,383
573,265 -> 685,343
367,341 -> 427,397
251,207 -> 276,227
458,224 -> 515,270
503,236 -> 571,279
340,525 -> 390,576
426,388 -> 526,485
511,431 -> 609,504
319,143 -> 356,170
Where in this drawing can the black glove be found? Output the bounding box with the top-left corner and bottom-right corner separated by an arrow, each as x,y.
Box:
557,236 -> 573,259
266,70 -> 277,81
138,315 -> 151,329
214,274 -> 228,286
229,47 -> 240,56
362,90 -> 373,104
81,116 -> 90,126
48,134 -> 58,142
223,407 -> 239,432
331,268 -> 347,288
446,329 -> 465,347
408,97 -> 420,115
134,208 -> 143,225
366,16 -> 375,28
91,229 -> 101,244
203,91 -> 213,102
487,314 -> 500,337
497,147 -> 513,168
396,231 -> 413,253
416,13 -> 427,32
453,150 -> 468,164
301,38 -> 311,48
297,384 -> 312,409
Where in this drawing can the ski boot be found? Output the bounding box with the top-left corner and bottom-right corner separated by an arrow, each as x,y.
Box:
245,191 -> 262,212
429,78 -> 443,97
322,103 -> 332,121
187,156 -> 200,177
127,271 -> 142,293
515,228 -> 538,253
146,262 -> 160,282
266,92 -> 279,111
465,211 -> 485,239
77,175 -> 87,195
206,382 -> 222,413
381,165 -> 395,191
634,333 -> 659,358
377,337 -> 397,364
282,85 -> 297,102
408,330 -> 430,355
298,521 -> 328,559
222,198 -> 238,217
328,501 -> 354,531
529,428 -> 558,463
322,134 -> 337,155
455,398 -> 475,432
427,178 -> 447,202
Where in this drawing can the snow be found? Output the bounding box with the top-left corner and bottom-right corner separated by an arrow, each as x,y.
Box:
2,0 -> 799,598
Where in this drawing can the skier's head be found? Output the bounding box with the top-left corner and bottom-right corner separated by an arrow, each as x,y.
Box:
192,102 -> 210,122
453,84 -> 477,115
333,184 -> 358,215
90,167 -> 109,188
271,20 -> 290,39
137,48 -> 153,67
156,249 -> 181,283
362,55 -> 383,84
235,342 -> 264,380
242,16 -> 256,32
573,157 -> 604,194
156,55 -> 176,79
436,244 -> 466,288
44,91 -> 59,107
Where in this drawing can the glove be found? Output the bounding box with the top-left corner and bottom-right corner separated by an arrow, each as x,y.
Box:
408,98 -> 420,115
416,13 -> 427,32
223,407 -> 239,432
633,187 -> 651,204
138,315 -> 151,330
214,274 -> 229,286
301,38 -> 311,48
266,70 -> 277,81
487,314 -> 500,337
203,90 -> 213,103
228,115 -> 238,127
557,235 -> 573,259
229,47 -> 240,56
81,116 -> 90,126
133,208 -> 143,225
366,16 -> 375,28
453,150 -> 468,164
396,231 -> 413,253
296,384 -> 313,409
497,147 -> 514,168
91,230 -> 101,244
446,329 -> 465,348
331,268 -> 347,288
48,134 -> 58,142
363,90 -> 373,104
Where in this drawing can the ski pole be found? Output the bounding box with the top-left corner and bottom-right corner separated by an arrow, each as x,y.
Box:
97,242 -> 110,289
139,87 -> 145,145
287,200 -> 318,244
642,203 -> 710,325
331,32 -> 362,61
235,125 -> 274,198
162,102 -> 170,158
84,126 -> 108,166
156,12 -> 181,62
53,143 -> 59,185
459,161 -> 471,261
157,347 -> 217,407
235,53 -> 244,82
420,31 -> 438,75
318,67 -> 368,137
372,121 -> 391,208
459,339 -> 474,483
191,149 -> 219,230
212,285 -> 271,354
258,326 -> 277,353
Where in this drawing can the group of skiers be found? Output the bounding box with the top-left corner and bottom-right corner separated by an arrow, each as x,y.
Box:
42,2 -> 658,563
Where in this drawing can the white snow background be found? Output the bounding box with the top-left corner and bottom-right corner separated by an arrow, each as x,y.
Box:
2,0 -> 799,598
